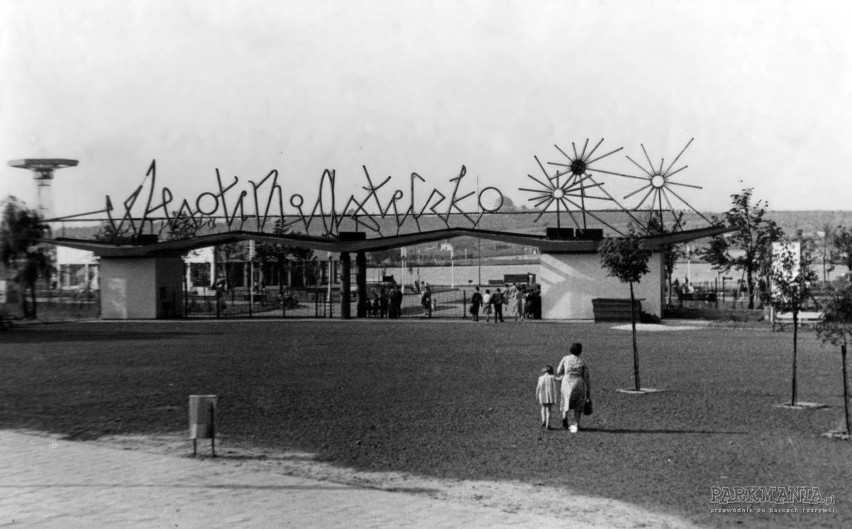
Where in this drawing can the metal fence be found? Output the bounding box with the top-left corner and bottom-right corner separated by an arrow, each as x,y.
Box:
182,285 -> 472,319
5,289 -> 102,320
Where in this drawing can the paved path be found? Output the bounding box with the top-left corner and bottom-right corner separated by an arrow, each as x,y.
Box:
1,430 -> 703,529
0,430 -> 592,528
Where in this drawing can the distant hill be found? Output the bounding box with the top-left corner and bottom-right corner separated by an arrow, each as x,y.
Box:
760,211 -> 852,237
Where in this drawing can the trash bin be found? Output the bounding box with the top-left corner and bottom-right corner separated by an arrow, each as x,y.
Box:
189,394 -> 217,456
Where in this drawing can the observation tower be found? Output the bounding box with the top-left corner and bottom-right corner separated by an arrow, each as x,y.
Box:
8,158 -> 78,218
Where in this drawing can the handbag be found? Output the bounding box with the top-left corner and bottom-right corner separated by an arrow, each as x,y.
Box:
583,396 -> 593,416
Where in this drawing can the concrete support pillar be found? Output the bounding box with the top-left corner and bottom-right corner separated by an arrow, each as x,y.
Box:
100,255 -> 184,319
356,251 -> 367,318
340,252 -> 351,319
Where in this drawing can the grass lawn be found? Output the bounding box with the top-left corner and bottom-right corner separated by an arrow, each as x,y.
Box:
1,319 -> 850,528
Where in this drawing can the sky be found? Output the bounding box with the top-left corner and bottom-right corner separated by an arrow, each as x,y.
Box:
1,0 -> 850,221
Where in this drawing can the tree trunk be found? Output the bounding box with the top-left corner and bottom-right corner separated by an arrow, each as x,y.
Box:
29,281 -> 38,319
630,281 -> 641,392
182,262 -> 188,317
746,268 -> 755,309
843,343 -> 850,436
791,310 -> 798,406
667,275 -> 672,306
19,283 -> 30,318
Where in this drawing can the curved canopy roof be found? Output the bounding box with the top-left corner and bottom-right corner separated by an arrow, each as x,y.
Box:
51,225 -> 730,258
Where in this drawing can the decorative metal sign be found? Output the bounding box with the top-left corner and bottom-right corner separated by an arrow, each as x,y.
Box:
97,161 -> 507,240
81,138 -> 707,242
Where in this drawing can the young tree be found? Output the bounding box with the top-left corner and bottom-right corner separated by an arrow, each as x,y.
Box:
816,281 -> 852,437
769,242 -> 819,407
701,189 -> 784,309
215,241 -> 248,304
0,198 -> 51,318
599,225 -> 652,391
647,212 -> 685,306
817,223 -> 837,283
834,226 -> 852,279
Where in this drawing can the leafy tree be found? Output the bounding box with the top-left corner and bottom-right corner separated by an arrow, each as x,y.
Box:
769,242 -> 819,407
835,226 -> 852,279
817,223 -> 838,283
164,210 -> 203,241
93,222 -> 136,244
0,197 -> 51,318
214,241 -> 248,304
647,212 -> 685,306
701,189 -> 784,309
253,219 -> 315,297
599,225 -> 652,391
816,281 -> 852,437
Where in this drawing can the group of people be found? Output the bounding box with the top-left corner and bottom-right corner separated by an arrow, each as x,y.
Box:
535,343 -> 592,432
468,283 -> 542,322
365,285 -> 404,318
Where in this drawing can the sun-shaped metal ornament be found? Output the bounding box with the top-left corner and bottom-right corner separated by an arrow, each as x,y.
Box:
520,138 -> 642,234
613,138 -> 710,230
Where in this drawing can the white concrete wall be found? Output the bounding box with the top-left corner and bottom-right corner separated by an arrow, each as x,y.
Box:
56,246 -> 99,265
100,256 -> 184,319
101,259 -> 156,319
539,252 -> 664,320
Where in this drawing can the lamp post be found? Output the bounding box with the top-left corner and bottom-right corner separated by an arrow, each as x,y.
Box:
686,245 -> 692,284
400,247 -> 407,293
449,244 -> 455,289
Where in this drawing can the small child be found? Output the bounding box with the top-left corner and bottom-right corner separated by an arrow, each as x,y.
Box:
536,365 -> 560,429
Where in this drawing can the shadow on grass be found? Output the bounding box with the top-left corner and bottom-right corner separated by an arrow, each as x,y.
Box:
0,328 -> 192,345
0,483 -> 354,491
208,454 -> 320,462
580,428 -> 747,435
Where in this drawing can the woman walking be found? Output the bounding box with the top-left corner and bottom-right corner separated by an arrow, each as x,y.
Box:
556,343 -> 591,433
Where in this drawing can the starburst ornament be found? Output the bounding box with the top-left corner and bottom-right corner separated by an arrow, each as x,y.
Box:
520,139 -> 637,234
615,138 -> 710,229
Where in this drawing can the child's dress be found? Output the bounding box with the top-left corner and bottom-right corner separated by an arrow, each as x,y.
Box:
536,373 -> 559,406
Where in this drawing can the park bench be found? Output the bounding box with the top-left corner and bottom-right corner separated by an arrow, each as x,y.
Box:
772,311 -> 824,332
242,294 -> 267,302
0,314 -> 13,330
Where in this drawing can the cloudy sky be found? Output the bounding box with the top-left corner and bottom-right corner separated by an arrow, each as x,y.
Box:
1,0 -> 850,220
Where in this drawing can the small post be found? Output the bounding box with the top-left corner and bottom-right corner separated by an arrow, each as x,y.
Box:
189,395 -> 217,457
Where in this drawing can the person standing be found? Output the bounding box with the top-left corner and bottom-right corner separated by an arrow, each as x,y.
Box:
421,285 -> 432,317
483,289 -> 492,322
536,365 -> 560,429
492,288 -> 505,323
379,288 -> 389,318
387,285 -> 397,319
396,285 -> 404,318
516,286 -> 526,321
470,286 -> 483,322
556,343 -> 591,433
505,284 -> 517,320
